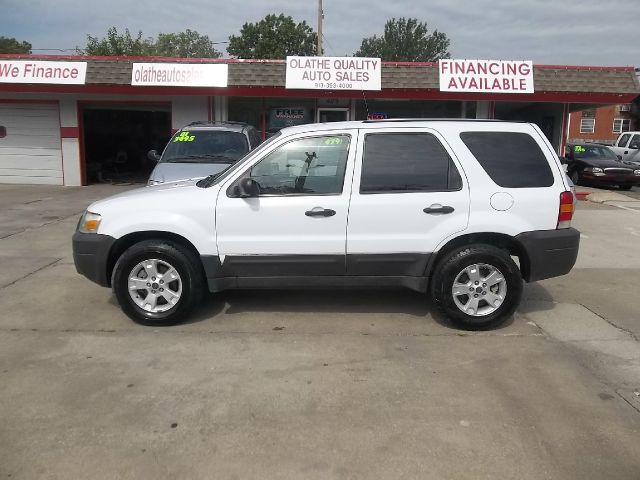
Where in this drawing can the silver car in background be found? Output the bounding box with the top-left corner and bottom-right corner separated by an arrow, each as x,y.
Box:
147,121 -> 262,185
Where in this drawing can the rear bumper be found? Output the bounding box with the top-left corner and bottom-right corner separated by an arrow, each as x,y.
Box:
516,228 -> 580,282
72,231 -> 116,287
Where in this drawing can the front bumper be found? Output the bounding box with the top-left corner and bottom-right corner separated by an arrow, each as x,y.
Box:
582,173 -> 640,185
72,231 -> 116,287
516,228 -> 580,282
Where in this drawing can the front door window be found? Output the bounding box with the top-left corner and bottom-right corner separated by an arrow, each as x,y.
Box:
245,135 -> 351,195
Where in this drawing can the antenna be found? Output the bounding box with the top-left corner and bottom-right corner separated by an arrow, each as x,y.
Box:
317,0 -> 324,55
361,91 -> 370,119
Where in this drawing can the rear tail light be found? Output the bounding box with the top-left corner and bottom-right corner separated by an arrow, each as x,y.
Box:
557,191 -> 574,229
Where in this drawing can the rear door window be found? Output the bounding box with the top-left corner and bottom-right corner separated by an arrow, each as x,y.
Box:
460,131 -> 554,188
360,133 -> 462,194
618,133 -> 631,147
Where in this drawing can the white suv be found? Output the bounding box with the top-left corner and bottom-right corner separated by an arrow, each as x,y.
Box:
73,120 -> 579,329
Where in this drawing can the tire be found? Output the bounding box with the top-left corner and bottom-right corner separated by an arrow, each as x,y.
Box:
570,170 -> 580,186
619,185 -> 633,191
430,244 -> 523,330
112,240 -> 204,326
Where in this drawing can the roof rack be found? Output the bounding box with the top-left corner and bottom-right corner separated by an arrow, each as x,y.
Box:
184,120 -> 248,127
362,118 -> 525,123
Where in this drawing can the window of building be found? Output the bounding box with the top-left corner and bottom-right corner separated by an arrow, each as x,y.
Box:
582,109 -> 596,118
247,134 -> 351,195
619,104 -> 631,112
460,131 -> 554,188
613,118 -> 631,134
360,133 -> 462,194
580,118 -> 596,134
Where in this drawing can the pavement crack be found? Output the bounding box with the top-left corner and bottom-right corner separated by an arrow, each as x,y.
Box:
616,390 -> 640,415
0,327 -> 543,338
0,258 -> 63,289
580,303 -> 639,343
0,211 -> 84,240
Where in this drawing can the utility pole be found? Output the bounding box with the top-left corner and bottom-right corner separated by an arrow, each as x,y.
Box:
317,0 -> 323,56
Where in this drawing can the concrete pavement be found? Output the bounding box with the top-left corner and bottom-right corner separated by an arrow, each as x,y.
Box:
1,184 -> 639,479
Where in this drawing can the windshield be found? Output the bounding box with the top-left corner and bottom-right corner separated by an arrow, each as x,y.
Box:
161,130 -> 250,164
198,132 -> 282,187
572,144 -> 618,160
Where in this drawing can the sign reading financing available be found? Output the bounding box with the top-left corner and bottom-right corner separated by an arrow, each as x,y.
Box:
440,59 -> 534,93
131,63 -> 228,87
286,56 -> 381,90
0,60 -> 87,84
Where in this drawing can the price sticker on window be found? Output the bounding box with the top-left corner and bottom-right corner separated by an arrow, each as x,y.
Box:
324,137 -> 343,145
574,145 -> 586,153
174,131 -> 196,142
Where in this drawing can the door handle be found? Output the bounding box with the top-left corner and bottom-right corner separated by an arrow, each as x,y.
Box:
423,205 -> 455,214
305,208 -> 336,217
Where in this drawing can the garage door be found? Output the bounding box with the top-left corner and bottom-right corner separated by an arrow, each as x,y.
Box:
0,103 -> 63,185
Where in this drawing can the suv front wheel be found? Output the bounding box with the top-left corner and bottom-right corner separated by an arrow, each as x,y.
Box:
430,244 -> 523,329
112,240 -> 204,326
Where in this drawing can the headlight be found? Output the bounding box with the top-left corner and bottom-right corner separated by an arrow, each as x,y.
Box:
585,167 -> 604,175
78,211 -> 102,233
634,169 -> 640,176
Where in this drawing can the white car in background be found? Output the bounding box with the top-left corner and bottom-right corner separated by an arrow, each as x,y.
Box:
147,122 -> 262,185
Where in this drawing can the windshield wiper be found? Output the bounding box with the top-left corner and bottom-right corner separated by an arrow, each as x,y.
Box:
196,172 -> 221,188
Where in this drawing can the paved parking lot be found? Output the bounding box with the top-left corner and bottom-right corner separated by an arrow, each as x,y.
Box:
1,183 -> 640,479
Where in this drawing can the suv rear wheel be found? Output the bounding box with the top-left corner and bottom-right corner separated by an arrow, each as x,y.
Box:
430,244 -> 522,329
112,240 -> 204,326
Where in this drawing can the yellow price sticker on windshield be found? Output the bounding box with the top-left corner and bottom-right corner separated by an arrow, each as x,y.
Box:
574,145 -> 586,153
324,137 -> 343,145
174,131 -> 195,142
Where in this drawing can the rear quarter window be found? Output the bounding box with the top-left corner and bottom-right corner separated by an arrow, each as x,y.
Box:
460,131 -> 554,188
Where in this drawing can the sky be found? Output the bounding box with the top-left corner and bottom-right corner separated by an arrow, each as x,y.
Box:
1,0 -> 638,66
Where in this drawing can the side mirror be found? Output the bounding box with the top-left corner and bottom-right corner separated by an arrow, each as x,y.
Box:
233,177 -> 260,198
559,156 -> 569,165
147,149 -> 161,162
617,155 -> 623,160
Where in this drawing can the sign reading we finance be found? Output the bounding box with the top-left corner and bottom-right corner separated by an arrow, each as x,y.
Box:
131,63 -> 228,87
439,59 -> 534,93
0,60 -> 87,84
286,56 -> 381,90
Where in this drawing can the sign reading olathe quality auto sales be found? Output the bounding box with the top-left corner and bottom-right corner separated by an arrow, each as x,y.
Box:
439,59 -> 534,93
286,56 -> 381,90
131,63 -> 228,87
0,60 -> 87,84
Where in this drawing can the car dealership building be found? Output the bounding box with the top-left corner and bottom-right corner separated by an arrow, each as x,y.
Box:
0,54 -> 638,186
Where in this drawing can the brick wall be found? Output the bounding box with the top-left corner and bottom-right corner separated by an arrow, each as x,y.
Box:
568,105 -> 634,144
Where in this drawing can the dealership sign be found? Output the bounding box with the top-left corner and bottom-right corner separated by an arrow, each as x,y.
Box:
131,63 -> 228,87
439,59 -> 534,93
0,61 -> 87,84
286,56 -> 381,91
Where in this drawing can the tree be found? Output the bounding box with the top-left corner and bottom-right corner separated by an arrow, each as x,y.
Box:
80,27 -> 155,56
154,30 -> 221,58
0,36 -> 32,54
227,14 -> 317,59
354,17 -> 450,62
